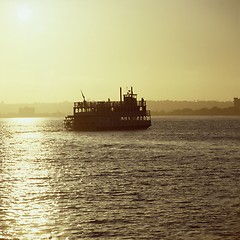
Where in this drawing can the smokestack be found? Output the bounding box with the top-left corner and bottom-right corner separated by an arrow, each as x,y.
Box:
120,87 -> 122,102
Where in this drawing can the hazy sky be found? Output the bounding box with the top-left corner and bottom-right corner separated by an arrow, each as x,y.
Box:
0,0 -> 239,103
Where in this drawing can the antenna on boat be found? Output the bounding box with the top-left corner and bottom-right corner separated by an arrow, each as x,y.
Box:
120,87 -> 122,102
81,90 -> 86,101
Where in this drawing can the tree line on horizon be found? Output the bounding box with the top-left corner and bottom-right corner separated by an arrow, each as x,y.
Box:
152,106 -> 240,116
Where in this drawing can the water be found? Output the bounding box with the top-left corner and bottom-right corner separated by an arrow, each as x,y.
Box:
0,116 -> 239,239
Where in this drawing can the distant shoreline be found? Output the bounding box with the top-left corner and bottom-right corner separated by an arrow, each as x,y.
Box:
1,100 -> 239,118
151,107 -> 240,116
0,113 -> 66,118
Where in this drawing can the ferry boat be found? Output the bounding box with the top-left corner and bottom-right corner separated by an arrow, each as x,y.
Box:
64,87 -> 151,131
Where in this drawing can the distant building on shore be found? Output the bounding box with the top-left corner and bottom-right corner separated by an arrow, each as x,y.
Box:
234,98 -> 240,109
18,107 -> 35,117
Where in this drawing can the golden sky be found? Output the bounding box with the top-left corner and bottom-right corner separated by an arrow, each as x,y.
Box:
0,0 -> 239,103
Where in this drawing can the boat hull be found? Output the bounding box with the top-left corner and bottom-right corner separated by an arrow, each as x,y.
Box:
74,124 -> 151,131
70,120 -> 151,131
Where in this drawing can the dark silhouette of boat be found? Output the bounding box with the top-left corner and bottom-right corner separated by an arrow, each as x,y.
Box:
64,87 -> 151,131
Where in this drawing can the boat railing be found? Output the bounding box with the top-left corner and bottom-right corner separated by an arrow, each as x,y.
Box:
73,100 -> 146,108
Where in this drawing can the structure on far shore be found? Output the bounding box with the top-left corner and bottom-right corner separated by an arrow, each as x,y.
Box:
234,98 -> 240,109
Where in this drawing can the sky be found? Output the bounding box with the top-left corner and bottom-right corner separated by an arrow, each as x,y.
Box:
0,0 -> 239,103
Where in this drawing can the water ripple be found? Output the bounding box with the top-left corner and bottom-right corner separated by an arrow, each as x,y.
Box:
0,117 -> 240,239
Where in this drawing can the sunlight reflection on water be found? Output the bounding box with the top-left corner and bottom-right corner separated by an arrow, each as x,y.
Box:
0,117 -> 240,239
1,118 -> 60,239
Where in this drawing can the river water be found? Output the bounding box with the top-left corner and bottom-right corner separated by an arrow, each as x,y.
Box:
0,116 -> 239,239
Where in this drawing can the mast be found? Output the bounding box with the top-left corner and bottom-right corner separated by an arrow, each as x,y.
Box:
81,90 -> 86,102
120,87 -> 122,102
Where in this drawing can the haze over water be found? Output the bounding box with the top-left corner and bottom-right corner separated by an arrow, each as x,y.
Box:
0,0 -> 240,103
0,117 -> 239,239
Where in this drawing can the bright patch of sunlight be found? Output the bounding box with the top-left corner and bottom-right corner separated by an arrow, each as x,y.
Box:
9,118 -> 39,125
16,5 -> 33,22
7,159 -> 52,238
